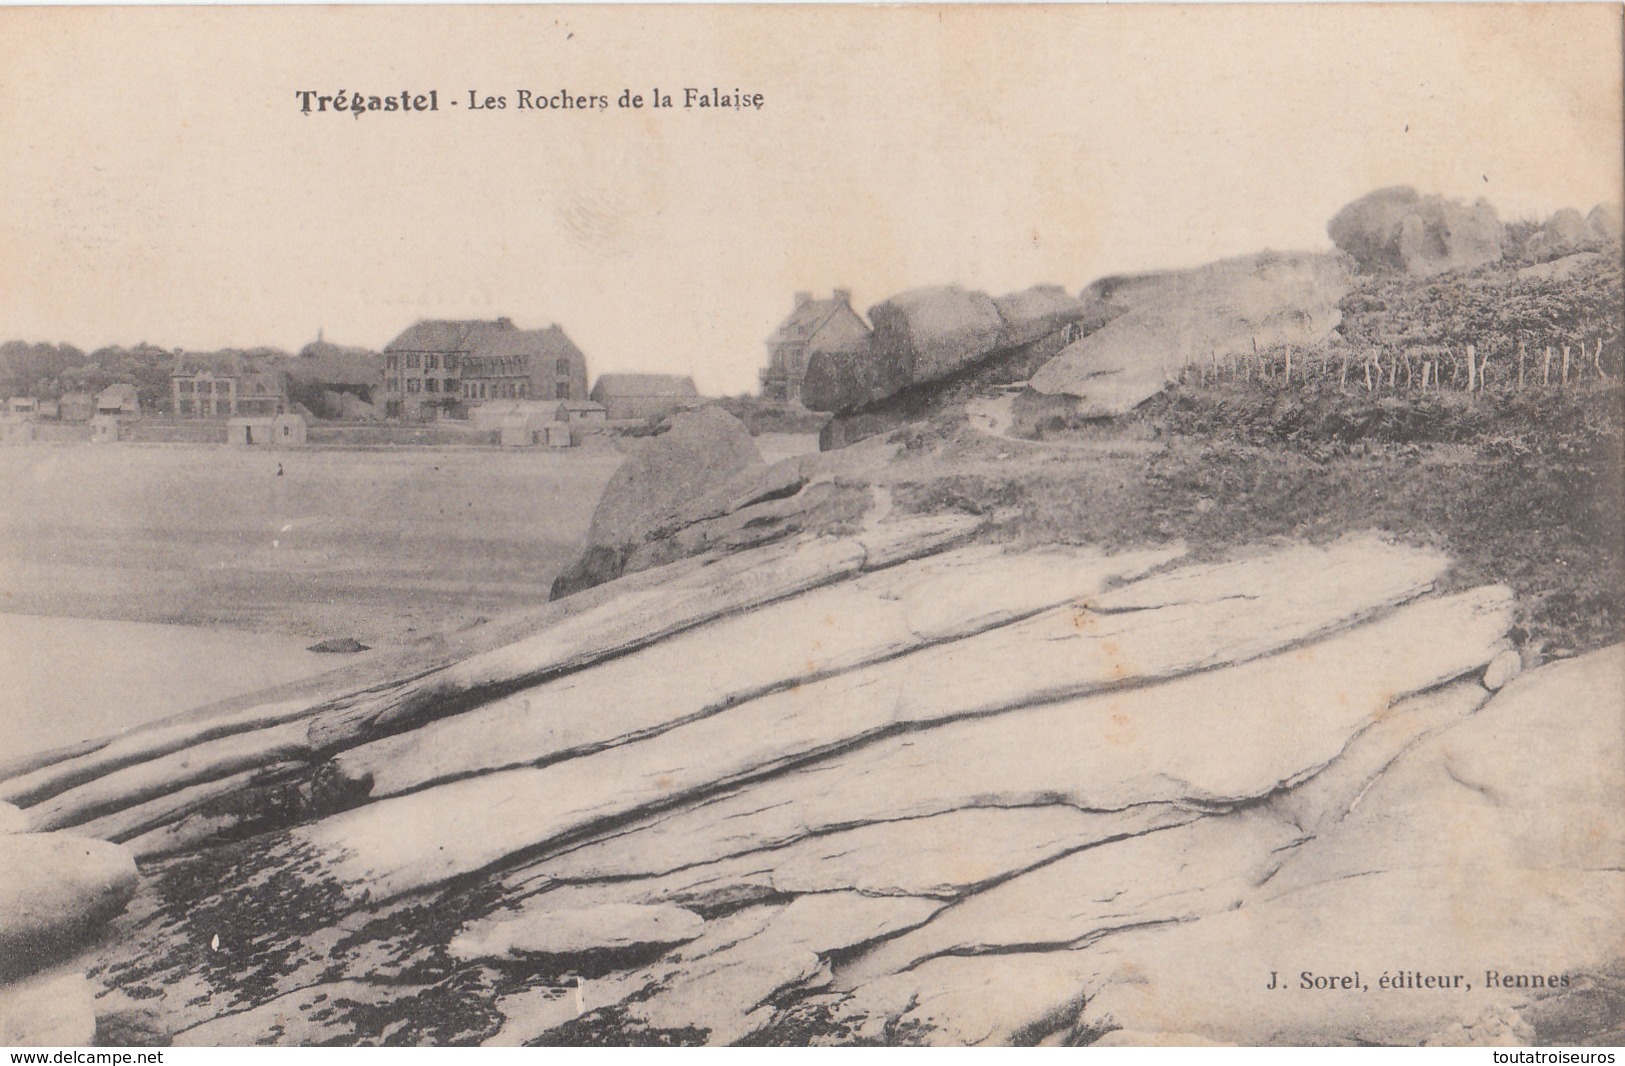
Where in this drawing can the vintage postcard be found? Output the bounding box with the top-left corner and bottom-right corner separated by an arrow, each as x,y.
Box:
0,3 -> 1621,1049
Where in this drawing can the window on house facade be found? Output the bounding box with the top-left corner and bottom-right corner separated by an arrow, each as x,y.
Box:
425,379 -> 440,393
426,354 -> 440,370
556,358 -> 569,376
387,377 -> 400,392
556,383 -> 569,399
445,354 -> 459,370
386,355 -> 399,370
407,379 -> 422,393
407,353 -> 422,369
517,382 -> 527,398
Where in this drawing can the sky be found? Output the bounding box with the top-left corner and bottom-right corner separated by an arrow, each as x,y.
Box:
1,4 -> 1621,396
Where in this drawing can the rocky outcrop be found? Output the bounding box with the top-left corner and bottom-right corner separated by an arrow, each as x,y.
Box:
0,834 -> 137,980
1328,186 -> 1504,276
550,407 -> 765,596
817,304 -> 1121,450
1062,647 -> 1624,1046
322,542 -> 1182,803
1517,252 -> 1609,284
802,285 -> 1097,414
1588,204 -> 1623,244
2,527 -> 1615,1047
1025,251 -> 1350,418
549,414 -> 919,594
311,515 -> 984,755
1524,208 -> 1600,263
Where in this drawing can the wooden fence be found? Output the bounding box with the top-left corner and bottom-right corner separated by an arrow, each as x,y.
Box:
1172,336 -> 1618,394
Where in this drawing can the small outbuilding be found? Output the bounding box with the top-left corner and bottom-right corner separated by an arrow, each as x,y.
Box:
470,400 -> 563,432
229,412 -> 307,446
500,408 -> 557,447
227,416 -> 275,445
589,374 -> 701,423
95,383 -> 142,418
90,414 -> 123,443
0,417 -> 38,443
273,412 -> 308,446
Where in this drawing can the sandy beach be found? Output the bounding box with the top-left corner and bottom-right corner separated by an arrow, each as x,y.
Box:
0,443 -> 624,643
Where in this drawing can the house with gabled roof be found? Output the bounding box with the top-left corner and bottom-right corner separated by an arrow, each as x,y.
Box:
171,352 -> 289,418
95,383 -> 142,419
760,289 -> 871,405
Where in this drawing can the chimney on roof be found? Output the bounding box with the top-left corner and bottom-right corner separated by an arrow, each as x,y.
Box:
794,291 -> 812,309
496,317 -> 514,329
833,288 -> 852,306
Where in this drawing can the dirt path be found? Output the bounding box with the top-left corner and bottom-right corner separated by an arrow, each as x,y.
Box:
964,392 -> 1016,438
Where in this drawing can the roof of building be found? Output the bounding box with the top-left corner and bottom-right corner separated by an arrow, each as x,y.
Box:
173,351 -> 252,377
590,374 -> 699,398
384,319 -> 586,375
384,320 -> 488,354
96,383 -> 140,405
560,399 -> 607,411
768,293 -> 870,350
476,326 -> 580,363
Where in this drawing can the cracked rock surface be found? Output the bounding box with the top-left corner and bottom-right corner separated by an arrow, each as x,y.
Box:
1,528 -> 1617,1046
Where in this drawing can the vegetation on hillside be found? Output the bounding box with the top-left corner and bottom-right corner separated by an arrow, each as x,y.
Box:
888,247 -> 1624,662
0,340 -> 380,412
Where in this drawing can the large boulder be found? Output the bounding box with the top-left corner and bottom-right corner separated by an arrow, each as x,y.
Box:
1524,207 -> 1601,263
1516,252 -> 1607,284
1027,251 -> 1350,417
0,833 -> 138,979
803,285 -> 1092,413
1328,186 -> 1503,276
816,295 -> 1120,450
1588,203 -> 1623,244
551,407 -> 764,597
803,286 -> 1001,412
991,285 -> 1090,349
